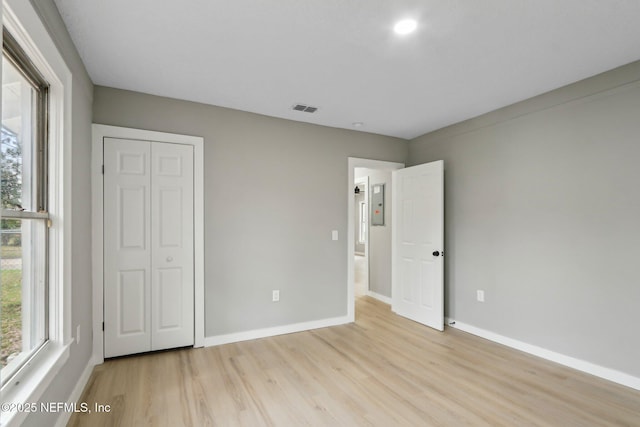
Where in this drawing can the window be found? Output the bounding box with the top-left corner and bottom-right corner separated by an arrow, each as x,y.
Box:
358,201 -> 367,244
0,3 -> 72,425
1,28 -> 50,386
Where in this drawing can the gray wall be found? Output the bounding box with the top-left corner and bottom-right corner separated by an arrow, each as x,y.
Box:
93,87 -> 407,336
25,1 -> 94,426
408,60 -> 640,377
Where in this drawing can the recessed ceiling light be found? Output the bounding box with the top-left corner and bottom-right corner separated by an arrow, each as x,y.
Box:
394,19 -> 417,35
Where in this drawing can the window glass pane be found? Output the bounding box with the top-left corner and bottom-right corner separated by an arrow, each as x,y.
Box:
2,55 -> 37,212
1,218 -> 47,377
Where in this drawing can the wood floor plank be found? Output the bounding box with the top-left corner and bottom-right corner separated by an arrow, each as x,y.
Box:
69,297 -> 640,426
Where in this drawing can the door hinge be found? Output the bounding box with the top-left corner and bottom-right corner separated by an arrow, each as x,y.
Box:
102,165 -> 104,174
102,322 -> 104,331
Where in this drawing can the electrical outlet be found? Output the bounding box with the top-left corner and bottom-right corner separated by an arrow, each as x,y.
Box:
477,290 -> 485,302
272,290 -> 280,302
76,325 -> 81,344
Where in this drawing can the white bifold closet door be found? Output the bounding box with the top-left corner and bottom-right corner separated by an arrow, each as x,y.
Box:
103,137 -> 194,358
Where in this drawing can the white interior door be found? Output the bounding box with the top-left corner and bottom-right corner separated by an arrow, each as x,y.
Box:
392,160 -> 444,331
104,138 -> 152,357
104,138 -> 194,358
150,142 -> 194,350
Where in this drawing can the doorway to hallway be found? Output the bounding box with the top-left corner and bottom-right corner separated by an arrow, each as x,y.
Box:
347,158 -> 404,322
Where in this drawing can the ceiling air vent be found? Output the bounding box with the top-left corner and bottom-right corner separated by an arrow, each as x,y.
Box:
292,103 -> 318,113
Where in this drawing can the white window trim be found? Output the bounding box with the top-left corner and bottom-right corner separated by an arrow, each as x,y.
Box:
91,124 -> 205,365
0,1 -> 73,426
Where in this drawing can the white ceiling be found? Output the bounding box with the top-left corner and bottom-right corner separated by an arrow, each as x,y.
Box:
53,0 -> 640,140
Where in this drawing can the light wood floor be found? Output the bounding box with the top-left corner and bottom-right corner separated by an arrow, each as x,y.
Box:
354,255 -> 368,297
69,297 -> 640,426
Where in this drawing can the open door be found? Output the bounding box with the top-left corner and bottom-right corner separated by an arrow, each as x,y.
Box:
392,160 -> 444,331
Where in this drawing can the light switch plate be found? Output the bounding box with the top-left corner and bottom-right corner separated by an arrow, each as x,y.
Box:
332,230 -> 338,240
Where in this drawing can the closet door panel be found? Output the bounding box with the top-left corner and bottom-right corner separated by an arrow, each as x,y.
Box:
104,138 -> 152,358
150,142 -> 195,350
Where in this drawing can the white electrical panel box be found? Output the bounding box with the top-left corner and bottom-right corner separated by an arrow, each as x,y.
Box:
371,184 -> 385,226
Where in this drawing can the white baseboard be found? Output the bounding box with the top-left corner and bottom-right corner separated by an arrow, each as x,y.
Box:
445,318 -> 640,391
204,315 -> 351,347
367,291 -> 392,305
54,360 -> 96,427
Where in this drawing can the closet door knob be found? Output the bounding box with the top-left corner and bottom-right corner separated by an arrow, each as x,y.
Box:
432,251 -> 440,257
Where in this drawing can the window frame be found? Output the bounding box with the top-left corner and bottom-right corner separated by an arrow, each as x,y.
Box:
1,26 -> 51,385
1,1 -> 73,425
2,28 -> 49,211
